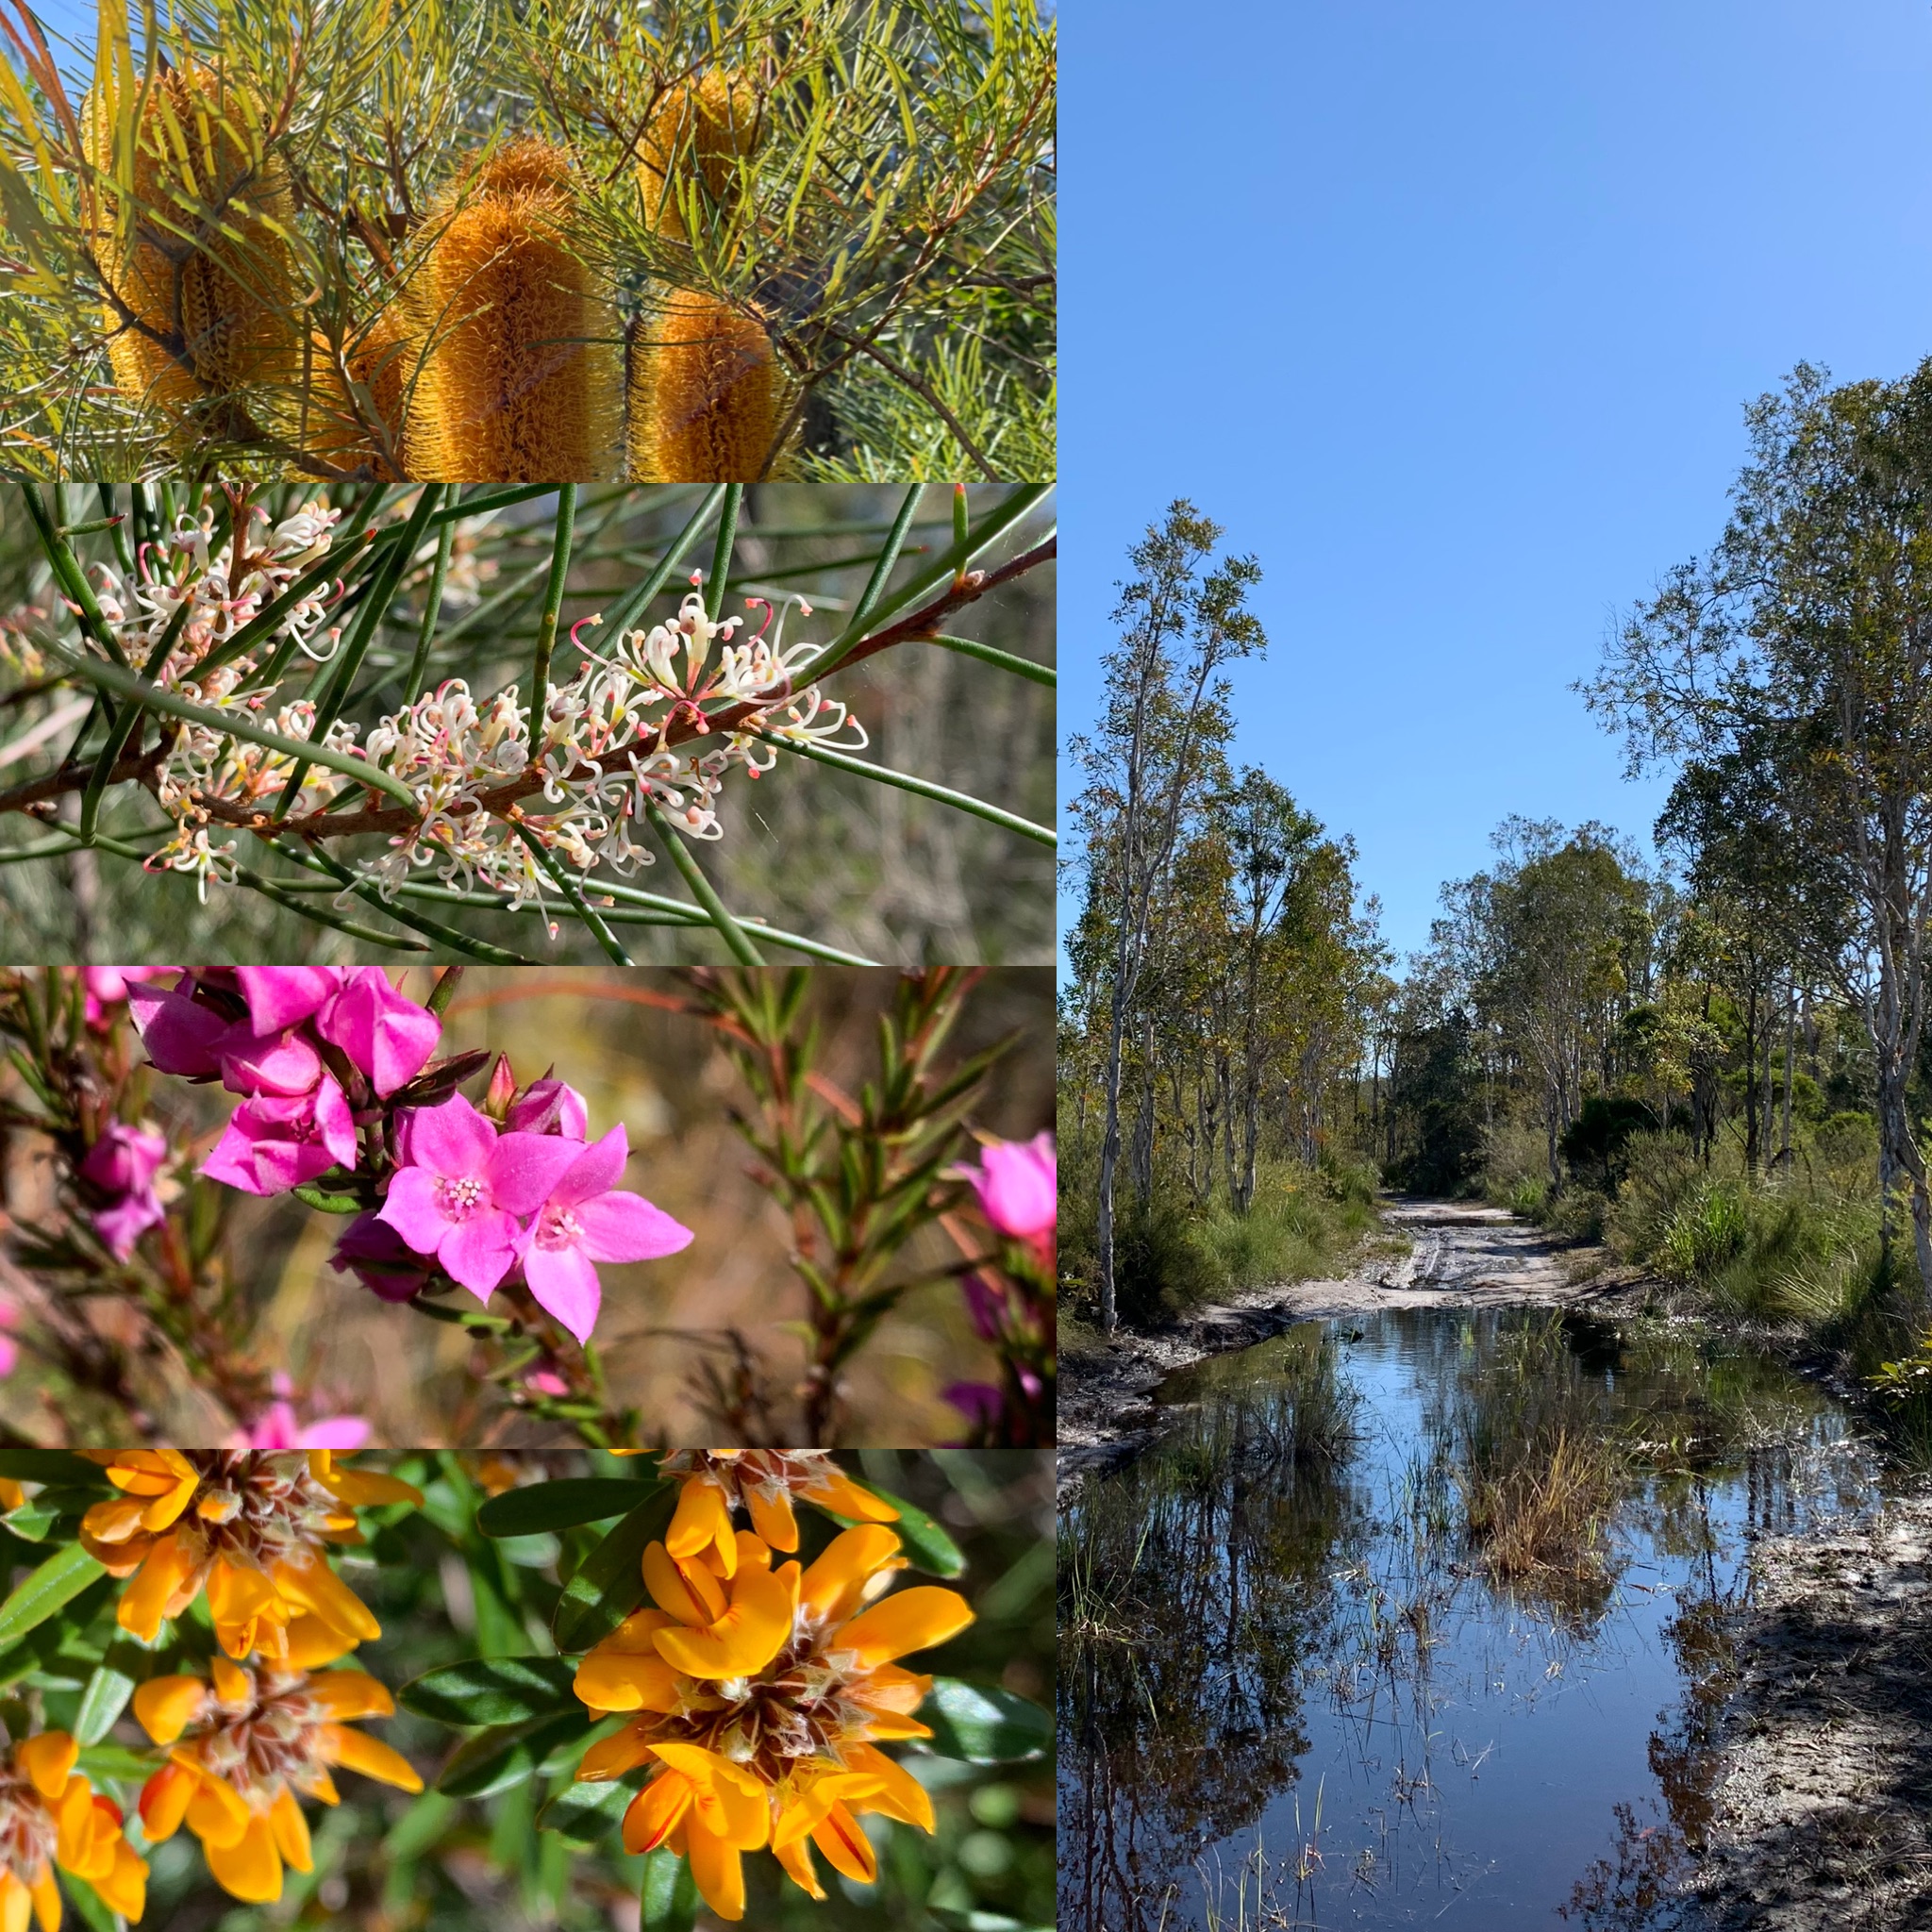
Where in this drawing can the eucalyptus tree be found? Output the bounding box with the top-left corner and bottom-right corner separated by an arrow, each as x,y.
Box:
1065,502 -> 1262,1330
1586,361 -> 1932,1293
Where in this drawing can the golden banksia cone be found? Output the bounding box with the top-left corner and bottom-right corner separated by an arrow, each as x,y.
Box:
627,291 -> 785,481
303,309 -> 413,481
84,60 -> 299,441
635,70 -> 760,241
408,137 -> 623,482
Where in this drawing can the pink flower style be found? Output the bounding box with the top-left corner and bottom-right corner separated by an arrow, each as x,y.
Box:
377,1091 -> 692,1342
959,1131 -> 1057,1242
80,1120 -> 170,1260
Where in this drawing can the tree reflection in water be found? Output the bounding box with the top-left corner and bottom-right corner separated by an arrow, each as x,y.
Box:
1058,1308 -> 1885,1932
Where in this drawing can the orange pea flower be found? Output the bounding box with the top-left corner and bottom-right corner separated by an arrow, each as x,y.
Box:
133,1655 -> 422,1905
658,1450 -> 900,1573
0,1727 -> 147,1930
575,1520 -> 973,1921
77,1450 -> 420,1661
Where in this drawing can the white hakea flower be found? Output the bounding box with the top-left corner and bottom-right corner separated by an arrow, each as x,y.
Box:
35,523 -> 869,922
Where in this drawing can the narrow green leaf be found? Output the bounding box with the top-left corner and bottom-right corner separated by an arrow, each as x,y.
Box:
290,1180 -> 363,1214
918,1679 -> 1051,1764
400,1656 -> 579,1727
640,1846 -> 700,1932
477,1477 -> 662,1539
75,1639 -> 148,1745
928,632 -> 1055,686
53,1872 -> 117,1932
0,1541 -> 105,1652
552,1483 -> 676,1654
643,806 -> 764,965
0,1451 -> 109,1488
75,1741 -> 158,1782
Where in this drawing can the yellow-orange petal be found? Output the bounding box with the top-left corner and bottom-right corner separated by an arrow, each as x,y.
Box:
576,1724 -> 658,1782
811,1801 -> 878,1885
205,1813 -> 282,1904
834,1587 -> 974,1666
574,1648 -> 686,1714
182,1769 -> 251,1851
268,1788 -> 312,1873
281,1612 -> 359,1671
686,1816 -> 747,1923
743,1486 -> 799,1551
316,1724 -> 423,1792
79,1496 -> 149,1545
771,1772 -> 885,1849
651,1563 -> 792,1680
271,1553 -> 380,1642
0,1871 -> 25,1932
93,1840 -> 147,1921
138,1762 -> 196,1841
842,1743 -> 936,1831
773,1831 -> 824,1898
313,1465 -> 424,1508
622,1769 -> 693,1855
117,1537 -> 196,1642
133,1675 -> 208,1747
808,1469 -> 900,1524
26,1863 -> 58,1932
667,1480 -> 736,1575
17,1732 -> 77,1804
208,1560 -> 281,1648
641,1541 -> 725,1627
208,1654 -> 253,1707
306,1672 -> 394,1722
800,1525 -> 904,1624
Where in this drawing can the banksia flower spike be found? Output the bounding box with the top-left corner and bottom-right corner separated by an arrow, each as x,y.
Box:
625,71 -> 789,482
626,290 -> 785,482
573,1521 -> 974,1921
0,1727 -> 148,1928
635,71 -> 760,242
84,59 -> 299,444
303,308 -> 414,480
133,1656 -> 421,1905
409,137 -> 624,482
77,1450 -> 420,1660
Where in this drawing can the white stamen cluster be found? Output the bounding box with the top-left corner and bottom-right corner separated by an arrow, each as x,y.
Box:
42,506 -> 865,923
355,591 -> 865,916
81,504 -> 350,900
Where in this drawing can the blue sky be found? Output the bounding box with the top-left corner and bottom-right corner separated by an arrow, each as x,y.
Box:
1060,0 -> 1932,962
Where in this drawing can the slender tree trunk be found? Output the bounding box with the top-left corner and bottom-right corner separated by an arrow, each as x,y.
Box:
1742,986 -> 1760,1176
1780,993 -> 1794,1168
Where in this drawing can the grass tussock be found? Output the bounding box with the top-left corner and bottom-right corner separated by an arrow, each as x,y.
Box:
1058,1158 -> 1378,1328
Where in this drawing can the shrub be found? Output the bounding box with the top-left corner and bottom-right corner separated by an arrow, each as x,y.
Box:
1547,1187 -> 1609,1244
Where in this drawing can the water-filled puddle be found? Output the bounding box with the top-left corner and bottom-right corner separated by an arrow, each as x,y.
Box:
1058,1307 -> 1885,1931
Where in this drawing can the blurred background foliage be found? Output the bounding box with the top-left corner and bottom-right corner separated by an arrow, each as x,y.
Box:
0,482 -> 1055,963
0,968 -> 1055,1445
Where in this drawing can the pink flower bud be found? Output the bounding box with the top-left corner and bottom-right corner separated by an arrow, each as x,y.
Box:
960,1132 -> 1057,1240
507,1076 -> 590,1140
329,1212 -> 438,1303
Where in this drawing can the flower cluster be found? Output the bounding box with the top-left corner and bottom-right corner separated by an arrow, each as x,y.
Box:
76,501 -> 354,899
355,587 -> 864,917
78,1450 -> 416,1660
0,1728 -> 148,1927
133,1655 -> 421,1906
46,495 -> 866,918
368,1089 -> 691,1342
128,965 -> 438,1196
946,1134 -> 1056,1445
572,1462 -> 972,1923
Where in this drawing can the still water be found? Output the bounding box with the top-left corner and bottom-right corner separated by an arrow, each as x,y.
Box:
1057,1307 -> 1884,1932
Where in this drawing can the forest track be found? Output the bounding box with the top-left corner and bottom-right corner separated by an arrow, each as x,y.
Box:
1058,1195 -> 1644,1496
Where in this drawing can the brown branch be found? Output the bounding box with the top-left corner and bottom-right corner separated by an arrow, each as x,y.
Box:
816,324 -> 1001,482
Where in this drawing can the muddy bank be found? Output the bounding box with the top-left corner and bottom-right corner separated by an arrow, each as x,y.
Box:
1058,1197 -> 1646,1494
1692,1490 -> 1932,1932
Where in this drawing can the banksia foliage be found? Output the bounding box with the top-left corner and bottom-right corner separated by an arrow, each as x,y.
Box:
84,60 -> 298,441
408,138 -> 622,482
627,290 -> 785,481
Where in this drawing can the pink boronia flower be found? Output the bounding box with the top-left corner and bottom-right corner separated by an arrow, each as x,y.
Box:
959,1131 -> 1057,1241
